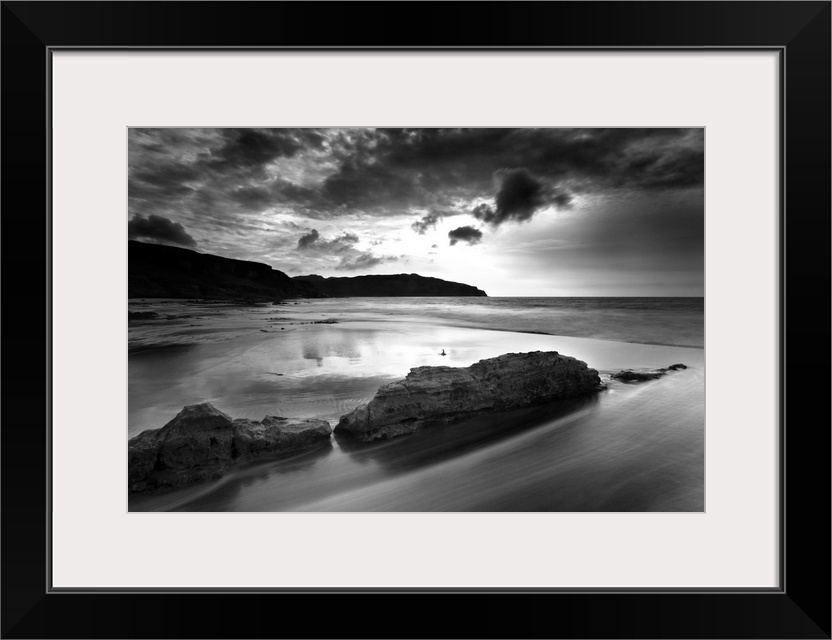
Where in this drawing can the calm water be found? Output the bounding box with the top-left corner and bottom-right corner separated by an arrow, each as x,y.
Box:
291,297 -> 704,348
128,297 -> 704,512
129,297 -> 703,354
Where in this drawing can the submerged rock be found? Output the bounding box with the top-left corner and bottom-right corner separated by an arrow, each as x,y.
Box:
611,363 -> 687,383
128,403 -> 331,493
335,351 -> 602,441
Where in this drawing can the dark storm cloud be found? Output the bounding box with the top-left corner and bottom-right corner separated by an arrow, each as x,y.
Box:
274,180 -> 321,206
129,177 -> 195,201
205,129 -> 312,172
230,185 -> 276,211
471,169 -> 574,227
128,214 -> 197,248
472,170 -> 544,226
128,128 -> 703,281
321,162 -> 418,210
297,229 -> 320,249
132,163 -> 203,187
130,128 -> 702,226
318,128 -> 702,216
128,128 -> 329,216
552,191 -> 574,208
292,128 -> 701,226
495,169 -> 545,221
448,226 -> 483,246
128,156 -> 201,208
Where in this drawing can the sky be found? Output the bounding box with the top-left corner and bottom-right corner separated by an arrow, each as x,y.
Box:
128,128 -> 704,296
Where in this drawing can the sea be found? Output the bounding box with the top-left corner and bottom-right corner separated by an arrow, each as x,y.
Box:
128,297 -> 704,512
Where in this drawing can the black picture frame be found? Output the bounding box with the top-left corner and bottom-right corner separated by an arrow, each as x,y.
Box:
2,2 -> 829,638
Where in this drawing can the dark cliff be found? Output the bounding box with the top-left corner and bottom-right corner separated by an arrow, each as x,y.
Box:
293,273 -> 487,297
129,241 -> 487,299
128,241 -> 321,299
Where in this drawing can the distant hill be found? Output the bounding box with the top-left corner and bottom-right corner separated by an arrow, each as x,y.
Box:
129,241 -> 487,299
128,241 -> 321,300
292,273 -> 487,297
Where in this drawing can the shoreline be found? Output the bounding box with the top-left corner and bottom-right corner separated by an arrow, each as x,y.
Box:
386,320 -> 705,350
128,297 -> 705,351
129,313 -> 704,439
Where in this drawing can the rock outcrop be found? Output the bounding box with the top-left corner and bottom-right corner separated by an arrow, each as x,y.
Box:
611,363 -> 687,382
128,403 -> 331,492
335,351 -> 602,441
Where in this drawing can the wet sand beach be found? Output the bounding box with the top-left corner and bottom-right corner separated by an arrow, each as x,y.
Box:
128,297 -> 704,512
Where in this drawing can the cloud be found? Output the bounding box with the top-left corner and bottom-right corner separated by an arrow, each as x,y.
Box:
301,128 -> 702,220
128,214 -> 197,248
297,229 -> 360,253
297,229 -> 320,248
230,185 -> 275,211
472,169 -> 574,227
448,226 -> 483,246
410,206 -> 464,234
206,129 -> 304,172
411,210 -> 443,234
129,128 -> 702,231
552,191 -> 574,208
294,228 -> 396,272
322,163 -> 418,210
494,169 -> 545,222
127,128 -> 702,276
335,232 -> 359,245
336,252 -> 398,271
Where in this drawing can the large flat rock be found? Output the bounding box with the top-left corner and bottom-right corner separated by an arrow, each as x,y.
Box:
335,351 -> 602,441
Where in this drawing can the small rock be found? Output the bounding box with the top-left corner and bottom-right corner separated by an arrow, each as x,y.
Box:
611,364 -> 688,383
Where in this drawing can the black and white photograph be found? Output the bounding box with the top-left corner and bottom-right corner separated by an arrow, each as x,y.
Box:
3,0 -> 826,633
127,127 -> 704,512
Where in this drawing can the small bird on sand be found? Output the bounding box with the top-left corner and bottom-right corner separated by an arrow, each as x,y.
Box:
440,349 -> 447,356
